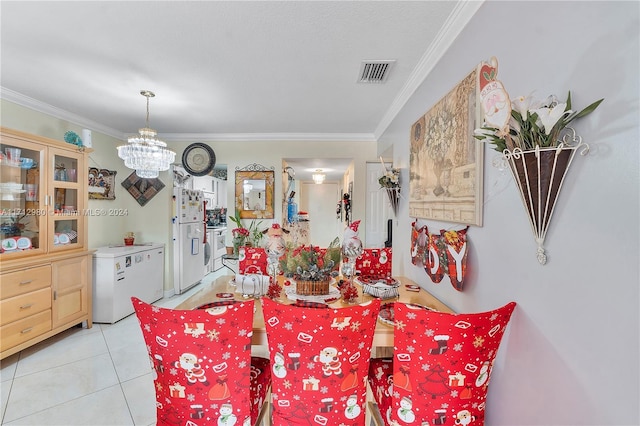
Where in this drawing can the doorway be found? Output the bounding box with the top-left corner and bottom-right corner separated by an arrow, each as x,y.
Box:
300,182 -> 342,247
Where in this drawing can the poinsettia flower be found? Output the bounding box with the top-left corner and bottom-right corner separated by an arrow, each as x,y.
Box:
531,103 -> 569,135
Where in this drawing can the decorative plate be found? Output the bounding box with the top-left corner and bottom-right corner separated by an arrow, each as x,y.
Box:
1,238 -> 18,251
182,143 -> 216,176
378,303 -> 437,327
216,292 -> 235,299
354,275 -> 399,287
16,237 -> 32,250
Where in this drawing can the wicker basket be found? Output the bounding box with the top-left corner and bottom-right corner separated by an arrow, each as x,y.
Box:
295,279 -> 330,296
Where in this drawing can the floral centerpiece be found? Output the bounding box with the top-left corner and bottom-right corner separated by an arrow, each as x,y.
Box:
279,237 -> 341,295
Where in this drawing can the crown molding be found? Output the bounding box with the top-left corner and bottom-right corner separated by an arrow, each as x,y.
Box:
373,0 -> 485,140
2,87 -> 376,143
160,133 -> 376,143
1,86 -> 125,140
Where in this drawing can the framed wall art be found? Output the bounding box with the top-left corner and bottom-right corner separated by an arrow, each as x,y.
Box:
88,168 -> 117,200
121,171 -> 165,207
409,67 -> 484,226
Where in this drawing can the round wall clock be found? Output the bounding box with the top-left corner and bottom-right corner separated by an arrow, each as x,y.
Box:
182,143 -> 216,176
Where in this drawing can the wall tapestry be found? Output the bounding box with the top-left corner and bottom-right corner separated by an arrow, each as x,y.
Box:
409,67 -> 484,226
411,220 -> 469,291
121,171 -> 165,206
88,168 -> 116,200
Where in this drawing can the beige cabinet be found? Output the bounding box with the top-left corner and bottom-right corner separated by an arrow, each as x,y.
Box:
0,127 -> 93,360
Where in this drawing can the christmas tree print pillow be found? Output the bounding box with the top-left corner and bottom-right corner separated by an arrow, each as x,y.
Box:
262,297 -> 381,426
131,297 -> 258,425
387,301 -> 516,426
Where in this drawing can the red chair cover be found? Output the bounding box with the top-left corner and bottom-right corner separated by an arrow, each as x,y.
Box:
355,248 -> 392,278
131,297 -> 269,425
239,246 -> 268,274
369,301 -> 516,426
196,301 -> 271,424
262,297 -> 381,425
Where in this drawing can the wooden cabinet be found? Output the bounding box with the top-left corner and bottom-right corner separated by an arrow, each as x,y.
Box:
0,127 -> 93,360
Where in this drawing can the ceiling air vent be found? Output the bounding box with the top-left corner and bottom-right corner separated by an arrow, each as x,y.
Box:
358,60 -> 395,83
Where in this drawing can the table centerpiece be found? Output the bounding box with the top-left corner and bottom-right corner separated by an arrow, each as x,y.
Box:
279,237 -> 341,295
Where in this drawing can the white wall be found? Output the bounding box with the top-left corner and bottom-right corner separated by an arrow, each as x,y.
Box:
379,1 -> 639,424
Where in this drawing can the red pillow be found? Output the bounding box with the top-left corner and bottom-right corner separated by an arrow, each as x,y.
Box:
262,297 -> 381,425
131,297 -> 255,425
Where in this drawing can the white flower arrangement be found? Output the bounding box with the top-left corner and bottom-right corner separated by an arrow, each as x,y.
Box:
378,168 -> 400,189
474,91 -> 603,152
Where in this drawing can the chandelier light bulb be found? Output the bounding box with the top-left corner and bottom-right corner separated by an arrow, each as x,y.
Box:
312,169 -> 326,184
117,90 -> 176,178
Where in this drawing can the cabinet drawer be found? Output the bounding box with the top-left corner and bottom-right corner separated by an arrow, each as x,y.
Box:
0,310 -> 51,352
1,288 -> 52,324
1,265 -> 51,299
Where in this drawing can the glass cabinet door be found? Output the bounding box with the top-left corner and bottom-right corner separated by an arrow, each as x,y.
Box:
0,137 -> 47,257
48,148 -> 84,252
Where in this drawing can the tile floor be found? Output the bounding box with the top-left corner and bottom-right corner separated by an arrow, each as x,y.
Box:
0,269 -> 228,425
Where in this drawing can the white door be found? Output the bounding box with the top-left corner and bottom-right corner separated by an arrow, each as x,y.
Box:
301,182 -> 342,247
365,162 -> 392,248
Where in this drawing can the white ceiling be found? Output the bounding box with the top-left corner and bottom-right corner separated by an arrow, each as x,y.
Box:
1,1 -> 481,181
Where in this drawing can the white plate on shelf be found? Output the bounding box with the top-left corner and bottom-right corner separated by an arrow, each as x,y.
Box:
57,233 -> 70,244
1,238 -> 18,251
16,237 -> 32,250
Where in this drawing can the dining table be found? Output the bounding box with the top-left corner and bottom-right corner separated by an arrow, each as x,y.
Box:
175,274 -> 454,347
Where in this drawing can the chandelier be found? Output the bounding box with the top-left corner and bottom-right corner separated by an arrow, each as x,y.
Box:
312,169 -> 326,184
117,90 -> 176,179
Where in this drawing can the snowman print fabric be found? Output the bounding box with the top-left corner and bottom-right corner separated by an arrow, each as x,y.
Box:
262,298 -> 381,425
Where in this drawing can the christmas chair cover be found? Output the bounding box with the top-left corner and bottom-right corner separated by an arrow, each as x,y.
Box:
131,297 -> 269,426
355,248 -> 393,278
239,246 -> 269,274
369,301 -> 516,426
195,301 -> 272,423
262,297 -> 381,426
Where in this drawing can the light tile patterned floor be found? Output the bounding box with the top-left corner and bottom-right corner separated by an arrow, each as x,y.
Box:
0,270 -> 227,425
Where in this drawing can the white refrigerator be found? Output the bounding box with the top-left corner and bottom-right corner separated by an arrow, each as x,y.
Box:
173,187 -> 205,294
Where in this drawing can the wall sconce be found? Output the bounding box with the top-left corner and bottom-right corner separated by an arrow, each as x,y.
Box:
312,169 -> 326,184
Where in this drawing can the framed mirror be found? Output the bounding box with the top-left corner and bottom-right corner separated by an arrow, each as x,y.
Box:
235,163 -> 275,219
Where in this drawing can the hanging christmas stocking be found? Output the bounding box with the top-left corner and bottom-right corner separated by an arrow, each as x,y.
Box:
411,223 -> 428,266
442,227 -> 469,291
424,228 -> 445,283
